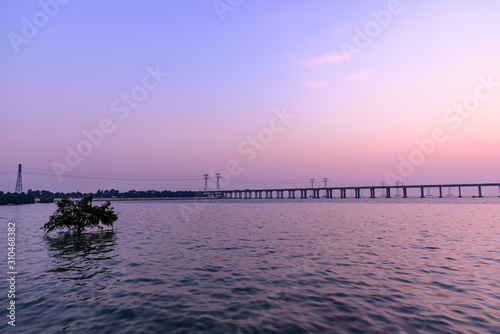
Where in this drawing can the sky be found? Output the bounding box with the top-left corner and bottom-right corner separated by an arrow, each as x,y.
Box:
1,0 -> 500,192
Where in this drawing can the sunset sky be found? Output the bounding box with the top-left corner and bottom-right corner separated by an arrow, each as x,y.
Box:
1,0 -> 500,192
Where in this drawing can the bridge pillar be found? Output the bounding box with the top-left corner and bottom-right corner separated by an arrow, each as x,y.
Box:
370,188 -> 375,198
439,187 -> 443,198
420,187 -> 425,198
327,189 -> 332,198
355,188 -> 360,198
340,189 -> 346,198
478,186 -> 483,198
288,190 -> 294,199
458,187 -> 462,198
386,187 -> 391,198
403,187 -> 407,198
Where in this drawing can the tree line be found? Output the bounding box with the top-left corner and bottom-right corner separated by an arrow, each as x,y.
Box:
0,189 -> 206,205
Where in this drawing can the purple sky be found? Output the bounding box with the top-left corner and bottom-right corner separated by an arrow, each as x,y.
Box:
1,0 -> 500,192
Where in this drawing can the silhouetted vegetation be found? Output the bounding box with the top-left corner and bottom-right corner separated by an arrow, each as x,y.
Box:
0,188 -> 207,205
41,195 -> 117,234
0,191 -> 35,205
27,190 -> 55,203
94,189 -> 205,198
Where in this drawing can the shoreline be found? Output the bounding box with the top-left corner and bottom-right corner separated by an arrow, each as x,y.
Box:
54,197 -> 220,202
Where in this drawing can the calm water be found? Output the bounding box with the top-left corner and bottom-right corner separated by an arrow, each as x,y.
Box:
1,198 -> 500,333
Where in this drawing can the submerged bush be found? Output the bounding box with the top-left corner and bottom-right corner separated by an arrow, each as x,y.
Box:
41,195 -> 117,234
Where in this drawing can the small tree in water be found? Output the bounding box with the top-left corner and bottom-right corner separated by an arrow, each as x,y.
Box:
42,195 -> 117,234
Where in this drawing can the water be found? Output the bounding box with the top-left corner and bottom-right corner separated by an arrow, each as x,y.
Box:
1,198 -> 500,333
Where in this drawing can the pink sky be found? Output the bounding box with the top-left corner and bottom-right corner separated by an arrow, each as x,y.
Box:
1,1 -> 500,192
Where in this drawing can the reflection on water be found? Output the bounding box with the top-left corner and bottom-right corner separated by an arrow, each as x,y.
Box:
3,199 -> 500,333
44,230 -> 117,280
22,229 -> 125,333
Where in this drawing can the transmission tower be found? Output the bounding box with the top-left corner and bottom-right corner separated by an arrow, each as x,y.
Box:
215,173 -> 221,191
394,180 -> 401,197
203,174 -> 209,191
15,164 -> 22,193
309,178 -> 315,188
322,177 -> 329,188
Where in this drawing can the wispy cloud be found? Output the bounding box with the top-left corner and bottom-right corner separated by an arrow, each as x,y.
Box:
304,52 -> 347,66
302,80 -> 327,89
348,71 -> 376,81
330,25 -> 349,35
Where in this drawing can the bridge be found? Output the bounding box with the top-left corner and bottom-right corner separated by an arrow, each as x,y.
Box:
205,182 -> 500,199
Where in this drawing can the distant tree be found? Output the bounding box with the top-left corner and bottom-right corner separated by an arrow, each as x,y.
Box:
0,192 -> 35,205
41,195 -> 117,234
39,196 -> 55,203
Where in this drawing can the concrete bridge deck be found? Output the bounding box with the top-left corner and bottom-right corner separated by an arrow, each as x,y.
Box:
206,183 -> 500,199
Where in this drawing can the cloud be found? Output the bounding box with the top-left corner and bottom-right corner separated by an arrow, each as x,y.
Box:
302,80 -> 327,89
331,25 -> 349,35
348,71 -> 376,81
304,52 -> 347,66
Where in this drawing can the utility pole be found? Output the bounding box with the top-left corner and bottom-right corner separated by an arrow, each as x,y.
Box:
309,178 -> 315,188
